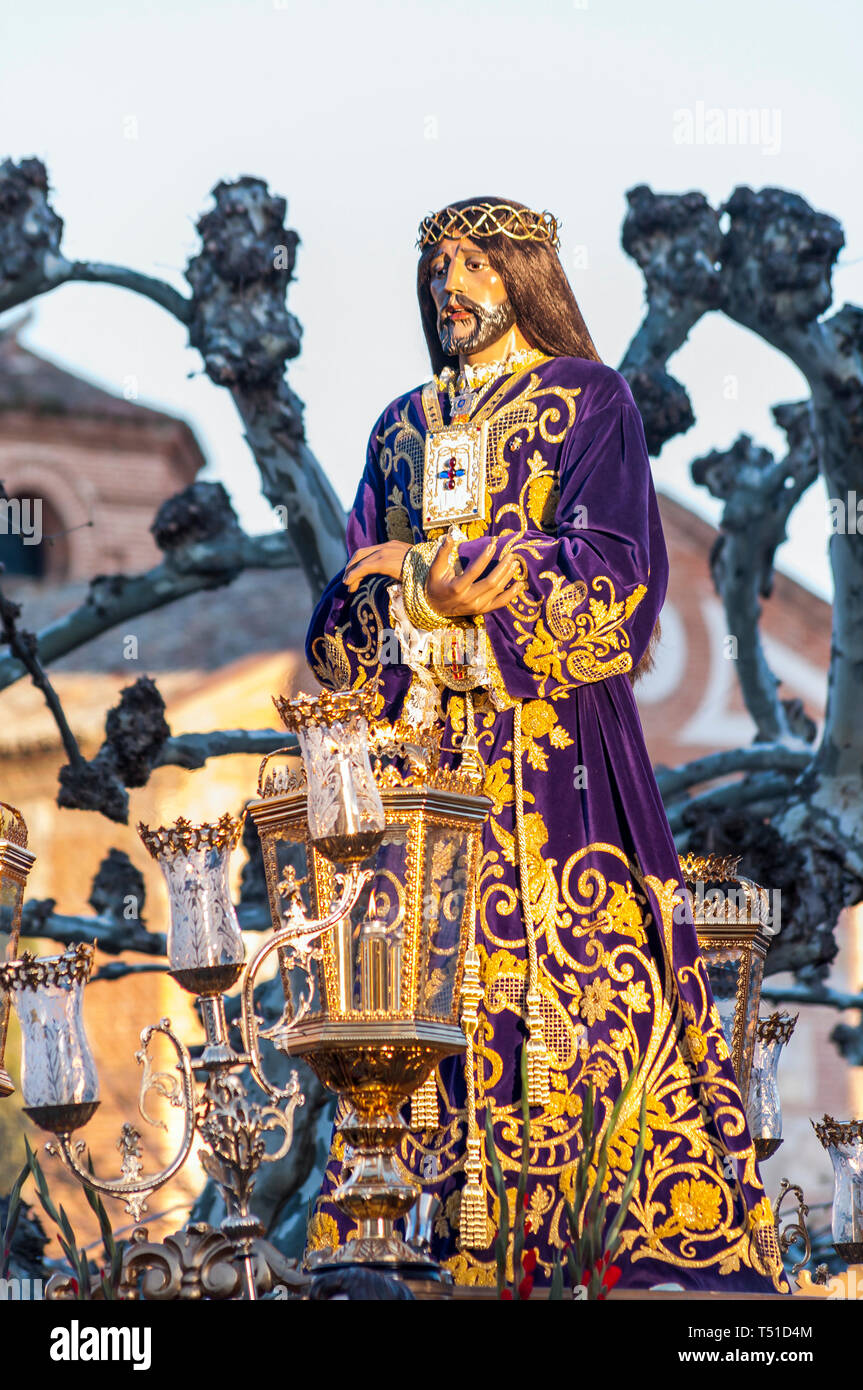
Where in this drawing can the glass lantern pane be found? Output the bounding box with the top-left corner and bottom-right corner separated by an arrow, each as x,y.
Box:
321,824 -> 410,1015
420,822 -> 472,1023
739,952 -> 764,1094
260,828 -> 324,1019
0,872 -> 22,956
703,948 -> 741,1064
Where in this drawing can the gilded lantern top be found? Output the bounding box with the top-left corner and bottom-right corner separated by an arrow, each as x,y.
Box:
274,688 -> 378,733
812,1114 -> 863,1148
0,802 -> 28,850
756,1011 -> 798,1046
678,852 -> 742,883
259,709 -> 482,801
137,813 -> 244,859
0,941 -> 95,992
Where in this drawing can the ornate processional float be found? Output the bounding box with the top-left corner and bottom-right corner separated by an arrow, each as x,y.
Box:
0,690 -> 490,1295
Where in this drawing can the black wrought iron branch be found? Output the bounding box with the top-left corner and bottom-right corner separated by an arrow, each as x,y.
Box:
0,573 -> 85,771
156,729 -> 297,771
0,157 -> 347,598
654,743 -> 811,800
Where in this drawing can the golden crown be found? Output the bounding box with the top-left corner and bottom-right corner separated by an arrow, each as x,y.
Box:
417,203 -> 561,252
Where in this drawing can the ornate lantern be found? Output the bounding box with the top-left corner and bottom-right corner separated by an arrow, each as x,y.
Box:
0,943 -> 99,1132
244,692 -> 490,1271
0,802 -> 36,1098
679,853 -> 773,1105
812,1116 -> 863,1266
747,1011 -> 797,1161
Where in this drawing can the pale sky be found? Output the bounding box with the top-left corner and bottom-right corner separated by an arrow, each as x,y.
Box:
3,0 -> 861,600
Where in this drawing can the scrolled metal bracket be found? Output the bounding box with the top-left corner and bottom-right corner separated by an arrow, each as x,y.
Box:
46,1018 -> 197,1222
775,1178 -> 812,1275
240,863 -> 370,1101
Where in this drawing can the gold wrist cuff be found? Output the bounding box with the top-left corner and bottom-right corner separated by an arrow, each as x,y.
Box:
401,541 -> 453,632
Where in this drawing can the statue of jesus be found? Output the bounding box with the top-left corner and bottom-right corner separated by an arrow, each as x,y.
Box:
303,196 -> 786,1293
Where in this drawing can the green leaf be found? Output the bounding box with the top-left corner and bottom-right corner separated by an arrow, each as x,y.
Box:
1,1159 -> 30,1277
512,1048 -> 532,1300
26,1143 -> 62,1228
604,1088 -> 649,1257
584,1065 -> 639,1246
484,1104 -> 509,1298
81,1167 -> 118,1269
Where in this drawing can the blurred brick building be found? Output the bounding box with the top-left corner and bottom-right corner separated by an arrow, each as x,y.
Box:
0,326 -> 859,1253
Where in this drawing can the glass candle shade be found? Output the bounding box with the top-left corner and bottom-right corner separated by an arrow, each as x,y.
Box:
274,691 -> 385,864
0,943 -> 99,1132
0,802 -> 35,1098
812,1116 -> 863,1264
747,1011 -> 797,1161
138,814 -> 245,996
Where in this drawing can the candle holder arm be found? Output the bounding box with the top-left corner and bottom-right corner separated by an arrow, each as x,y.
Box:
46,1018 -> 197,1222
240,863 -> 370,1101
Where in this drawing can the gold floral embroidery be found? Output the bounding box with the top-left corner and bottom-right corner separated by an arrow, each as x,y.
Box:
513,574 -> 647,695
668,1178 -> 724,1233
749,1196 -> 775,1229
377,407 -> 426,508
385,485 -> 417,542
686,1023 -> 709,1064
306,1209 -> 344,1253
484,376 -> 581,495
580,976 -> 616,1025
309,631 -> 351,690
518,699 -> 573,771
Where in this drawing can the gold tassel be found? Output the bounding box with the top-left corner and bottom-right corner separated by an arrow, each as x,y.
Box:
525,988 -> 551,1108
512,702 -> 549,1109
459,1135 -> 488,1248
458,689 -> 485,790
411,1070 -> 440,1129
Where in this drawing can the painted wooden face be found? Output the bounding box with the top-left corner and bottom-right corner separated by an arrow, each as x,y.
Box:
427,236 -> 515,356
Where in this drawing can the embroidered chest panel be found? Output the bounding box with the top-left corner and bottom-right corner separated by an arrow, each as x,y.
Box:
379,369 -> 582,544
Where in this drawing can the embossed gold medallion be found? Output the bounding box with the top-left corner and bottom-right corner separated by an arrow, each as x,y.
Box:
422,422 -> 488,529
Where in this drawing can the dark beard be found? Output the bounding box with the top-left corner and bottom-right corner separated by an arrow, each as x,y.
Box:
437,294 -> 517,357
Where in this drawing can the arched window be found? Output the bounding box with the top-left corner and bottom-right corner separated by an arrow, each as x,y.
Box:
0,494 -> 69,580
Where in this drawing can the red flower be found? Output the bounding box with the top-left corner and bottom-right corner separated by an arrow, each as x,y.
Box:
501,1289 -> 513,1300
517,1247 -> 538,1300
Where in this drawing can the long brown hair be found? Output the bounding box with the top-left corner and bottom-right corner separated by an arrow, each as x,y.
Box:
417,195 -> 601,375
417,195 -> 660,685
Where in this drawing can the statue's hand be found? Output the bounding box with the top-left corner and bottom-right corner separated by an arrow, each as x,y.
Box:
344,541 -> 411,593
426,536 -> 524,617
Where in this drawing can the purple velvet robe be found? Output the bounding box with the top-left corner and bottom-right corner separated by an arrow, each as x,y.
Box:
303,355 -> 786,1294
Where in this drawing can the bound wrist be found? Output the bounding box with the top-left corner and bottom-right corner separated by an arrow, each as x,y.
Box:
401,542 -> 464,631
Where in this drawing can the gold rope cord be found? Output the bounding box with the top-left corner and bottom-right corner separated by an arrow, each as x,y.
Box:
512,700 -> 551,1107
457,818 -> 485,1246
